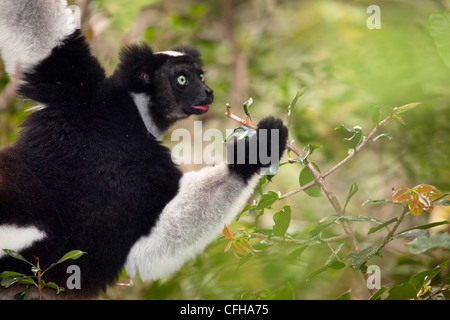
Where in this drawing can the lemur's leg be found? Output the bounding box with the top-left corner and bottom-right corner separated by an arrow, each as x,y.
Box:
0,0 -> 77,76
125,117 -> 288,281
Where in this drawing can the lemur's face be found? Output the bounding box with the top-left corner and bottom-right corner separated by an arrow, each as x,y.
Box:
151,53 -> 214,122
113,44 -> 214,133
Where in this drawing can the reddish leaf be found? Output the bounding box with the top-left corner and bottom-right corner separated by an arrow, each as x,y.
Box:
223,224 -> 235,240
392,188 -> 410,203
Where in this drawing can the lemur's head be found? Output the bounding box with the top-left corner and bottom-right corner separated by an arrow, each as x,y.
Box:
112,43 -> 214,137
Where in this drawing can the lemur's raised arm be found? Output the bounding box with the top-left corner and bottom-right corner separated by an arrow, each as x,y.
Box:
0,0 -> 287,299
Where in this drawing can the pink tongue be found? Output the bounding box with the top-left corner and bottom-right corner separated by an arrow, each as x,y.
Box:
193,105 -> 209,111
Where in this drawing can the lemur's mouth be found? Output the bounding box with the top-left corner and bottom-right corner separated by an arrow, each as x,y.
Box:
192,105 -> 209,113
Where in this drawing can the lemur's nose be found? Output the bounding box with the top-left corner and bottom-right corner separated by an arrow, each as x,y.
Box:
205,87 -> 214,96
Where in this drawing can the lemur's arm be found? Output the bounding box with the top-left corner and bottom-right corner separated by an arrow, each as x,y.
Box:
0,0 -> 105,106
125,117 -> 288,281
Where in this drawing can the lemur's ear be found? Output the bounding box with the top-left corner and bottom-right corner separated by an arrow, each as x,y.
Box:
113,42 -> 155,90
140,72 -> 151,85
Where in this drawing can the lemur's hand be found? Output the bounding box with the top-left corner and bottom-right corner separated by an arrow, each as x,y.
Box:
227,116 -> 288,180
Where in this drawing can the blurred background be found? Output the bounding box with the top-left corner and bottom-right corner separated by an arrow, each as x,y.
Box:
1,0 -> 449,299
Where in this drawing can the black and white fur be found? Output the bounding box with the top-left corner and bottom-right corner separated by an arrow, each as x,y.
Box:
0,0 -> 287,299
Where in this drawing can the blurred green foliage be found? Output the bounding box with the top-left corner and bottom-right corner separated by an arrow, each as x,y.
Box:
1,0 -> 449,300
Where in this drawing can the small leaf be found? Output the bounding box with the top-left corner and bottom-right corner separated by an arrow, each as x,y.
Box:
369,286 -> 389,300
43,250 -> 87,275
409,233 -> 450,254
343,183 -> 358,213
57,250 -> 86,264
392,187 -> 410,203
43,281 -> 65,294
372,133 -> 392,142
362,199 -> 394,206
299,162 -> 322,197
272,206 -> 291,237
396,229 -> 430,240
386,282 -> 417,300
397,221 -> 450,235
348,245 -> 381,270
243,97 -> 254,124
2,249 -> 34,267
224,241 -> 232,252
255,191 -> 280,210
335,125 -> 364,150
13,290 -> 27,300
371,105 -> 381,126
298,143 -> 319,164
392,102 -> 423,115
336,289 -> 352,300
368,217 -> 398,235
223,225 -> 235,240
287,89 -> 305,130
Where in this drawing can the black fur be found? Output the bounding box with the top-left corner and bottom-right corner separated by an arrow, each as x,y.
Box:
0,27 -> 286,299
228,117 -> 288,181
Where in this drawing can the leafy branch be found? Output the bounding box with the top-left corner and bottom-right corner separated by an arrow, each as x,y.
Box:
223,93 -> 449,299
0,249 -> 86,300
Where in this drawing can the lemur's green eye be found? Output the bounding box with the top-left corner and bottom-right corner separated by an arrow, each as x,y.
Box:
177,74 -> 187,86
200,74 -> 205,82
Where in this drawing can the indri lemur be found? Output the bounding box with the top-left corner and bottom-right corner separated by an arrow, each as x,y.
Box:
0,0 -> 287,299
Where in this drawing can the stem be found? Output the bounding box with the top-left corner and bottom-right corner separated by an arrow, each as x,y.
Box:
304,160 -> 360,252
225,104 -> 393,199
225,104 -> 396,297
379,205 -> 408,250
37,269 -> 42,301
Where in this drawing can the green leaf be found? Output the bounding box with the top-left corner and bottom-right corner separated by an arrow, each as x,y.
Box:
336,289 -> 352,300
1,275 -> 35,289
429,10 -> 450,69
298,143 -> 320,164
272,206 -> 291,237
243,97 -> 254,124
299,162 -> 322,197
372,133 -> 392,142
408,233 -> 450,254
0,271 -> 26,278
57,250 -> 86,264
397,221 -> 450,235
369,286 -> 389,300
408,262 -> 448,292
13,290 -> 27,300
339,215 -> 384,224
43,281 -> 65,294
392,102 -> 423,115
305,258 -> 345,283
368,217 -> 399,235
385,282 -> 417,300
362,199 -> 394,206
287,89 -> 305,131
371,105 -> 381,126
42,250 -> 87,275
309,218 -> 338,236
335,125 -> 364,150
343,183 -> 358,213
2,249 -> 34,267
255,191 -> 279,210
348,245 -> 381,270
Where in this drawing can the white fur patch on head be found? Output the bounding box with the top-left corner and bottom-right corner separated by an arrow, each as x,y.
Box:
0,225 -> 46,258
130,92 -> 162,139
154,51 -> 186,57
